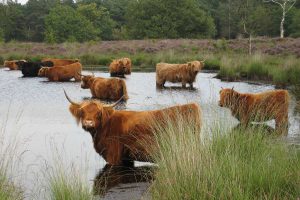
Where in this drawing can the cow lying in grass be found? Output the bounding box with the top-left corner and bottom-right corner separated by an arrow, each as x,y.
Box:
80,73 -> 128,101
109,58 -> 132,78
42,58 -> 79,67
219,88 -> 289,135
65,91 -> 201,166
156,60 -> 204,89
38,62 -> 82,81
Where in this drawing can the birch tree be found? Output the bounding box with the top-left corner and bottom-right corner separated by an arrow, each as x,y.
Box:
264,0 -> 297,38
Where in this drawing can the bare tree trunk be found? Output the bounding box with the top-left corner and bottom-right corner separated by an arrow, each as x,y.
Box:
280,11 -> 286,38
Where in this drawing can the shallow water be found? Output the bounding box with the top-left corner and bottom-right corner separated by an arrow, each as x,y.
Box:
0,69 -> 299,199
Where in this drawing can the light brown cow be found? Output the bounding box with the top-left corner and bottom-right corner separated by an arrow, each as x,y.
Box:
38,62 -> 82,81
80,74 -> 128,101
156,60 -> 204,89
109,58 -> 132,77
41,58 -> 79,67
65,91 -> 201,166
219,88 -> 289,135
4,60 -> 26,70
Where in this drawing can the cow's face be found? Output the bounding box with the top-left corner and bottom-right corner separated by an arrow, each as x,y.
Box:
219,88 -> 236,108
81,75 -> 94,89
188,61 -> 203,74
38,67 -> 49,77
16,60 -> 27,70
64,91 -> 122,136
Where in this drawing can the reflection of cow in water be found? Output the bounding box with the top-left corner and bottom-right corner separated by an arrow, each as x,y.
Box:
219,88 -> 289,135
93,164 -> 154,197
65,90 -> 201,166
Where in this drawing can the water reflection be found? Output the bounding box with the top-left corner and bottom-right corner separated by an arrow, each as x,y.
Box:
94,164 -> 155,199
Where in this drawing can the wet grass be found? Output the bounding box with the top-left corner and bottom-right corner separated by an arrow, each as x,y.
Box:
149,117 -> 300,200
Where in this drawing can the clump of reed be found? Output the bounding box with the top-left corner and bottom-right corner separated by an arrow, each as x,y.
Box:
149,114 -> 300,199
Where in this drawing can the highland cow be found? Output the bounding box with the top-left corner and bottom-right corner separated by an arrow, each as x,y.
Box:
109,58 -> 132,78
38,62 -> 82,81
219,88 -> 289,135
156,60 -> 204,89
65,91 -> 201,166
80,74 -> 128,101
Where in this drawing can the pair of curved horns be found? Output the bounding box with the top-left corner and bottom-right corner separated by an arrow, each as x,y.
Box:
220,86 -> 235,90
63,89 -> 123,108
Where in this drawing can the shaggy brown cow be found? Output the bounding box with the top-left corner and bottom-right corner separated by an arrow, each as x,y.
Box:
219,88 -> 289,135
109,58 -> 132,77
65,91 -> 201,166
80,74 -> 129,101
41,58 -> 79,67
38,62 -> 82,81
156,60 -> 204,89
4,60 -> 26,70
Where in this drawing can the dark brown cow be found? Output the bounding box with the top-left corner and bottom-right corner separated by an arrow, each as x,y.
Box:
65,91 -> 201,166
80,74 -> 129,101
219,88 -> 289,135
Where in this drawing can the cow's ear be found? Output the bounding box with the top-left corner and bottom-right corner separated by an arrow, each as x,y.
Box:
69,105 -> 82,124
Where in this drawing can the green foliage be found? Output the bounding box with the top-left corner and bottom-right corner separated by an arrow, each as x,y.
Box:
288,9 -> 300,38
45,5 -> 98,43
125,0 -> 216,39
77,3 -> 116,40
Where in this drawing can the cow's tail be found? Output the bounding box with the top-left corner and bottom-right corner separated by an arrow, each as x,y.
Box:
120,79 -> 129,101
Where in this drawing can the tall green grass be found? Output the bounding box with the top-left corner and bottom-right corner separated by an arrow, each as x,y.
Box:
149,117 -> 300,199
44,147 -> 93,200
0,120 -> 24,199
46,165 -> 93,200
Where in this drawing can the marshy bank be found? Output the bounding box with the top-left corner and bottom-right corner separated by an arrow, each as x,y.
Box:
1,38 -> 300,86
0,69 -> 299,199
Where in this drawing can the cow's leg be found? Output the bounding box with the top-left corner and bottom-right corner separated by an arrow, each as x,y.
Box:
189,82 -> 194,89
182,81 -> 187,88
106,144 -> 123,166
53,75 -> 59,82
275,113 -> 288,136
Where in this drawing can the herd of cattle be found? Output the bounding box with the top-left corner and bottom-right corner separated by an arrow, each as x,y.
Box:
3,58 -> 290,166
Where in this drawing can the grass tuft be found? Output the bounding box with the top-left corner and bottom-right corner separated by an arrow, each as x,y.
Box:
149,116 -> 300,200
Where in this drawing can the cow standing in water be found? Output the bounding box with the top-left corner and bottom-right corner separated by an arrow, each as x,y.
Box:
38,62 -> 82,82
80,74 -> 129,101
109,58 -> 132,78
219,88 -> 289,135
64,91 -> 201,166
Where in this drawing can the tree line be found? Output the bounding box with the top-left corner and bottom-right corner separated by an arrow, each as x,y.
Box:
0,0 -> 299,43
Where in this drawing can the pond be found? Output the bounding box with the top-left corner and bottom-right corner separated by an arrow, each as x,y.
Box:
0,69 -> 299,199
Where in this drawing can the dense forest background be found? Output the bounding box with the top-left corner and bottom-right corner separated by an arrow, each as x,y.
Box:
0,0 -> 300,43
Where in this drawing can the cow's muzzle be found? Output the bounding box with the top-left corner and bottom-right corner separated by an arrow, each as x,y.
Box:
82,120 -> 95,129
218,101 -> 223,107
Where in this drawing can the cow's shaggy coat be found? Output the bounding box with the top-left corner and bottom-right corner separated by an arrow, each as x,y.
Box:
219,88 -> 289,135
38,62 -> 82,81
81,75 -> 128,101
65,92 -> 201,166
156,60 -> 204,89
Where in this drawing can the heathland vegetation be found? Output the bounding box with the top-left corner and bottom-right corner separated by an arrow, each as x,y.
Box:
1,38 -> 300,86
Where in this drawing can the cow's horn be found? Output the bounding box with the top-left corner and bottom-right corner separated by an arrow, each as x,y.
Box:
63,89 -> 80,106
231,86 -> 235,90
104,96 -> 124,108
221,86 -> 224,89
